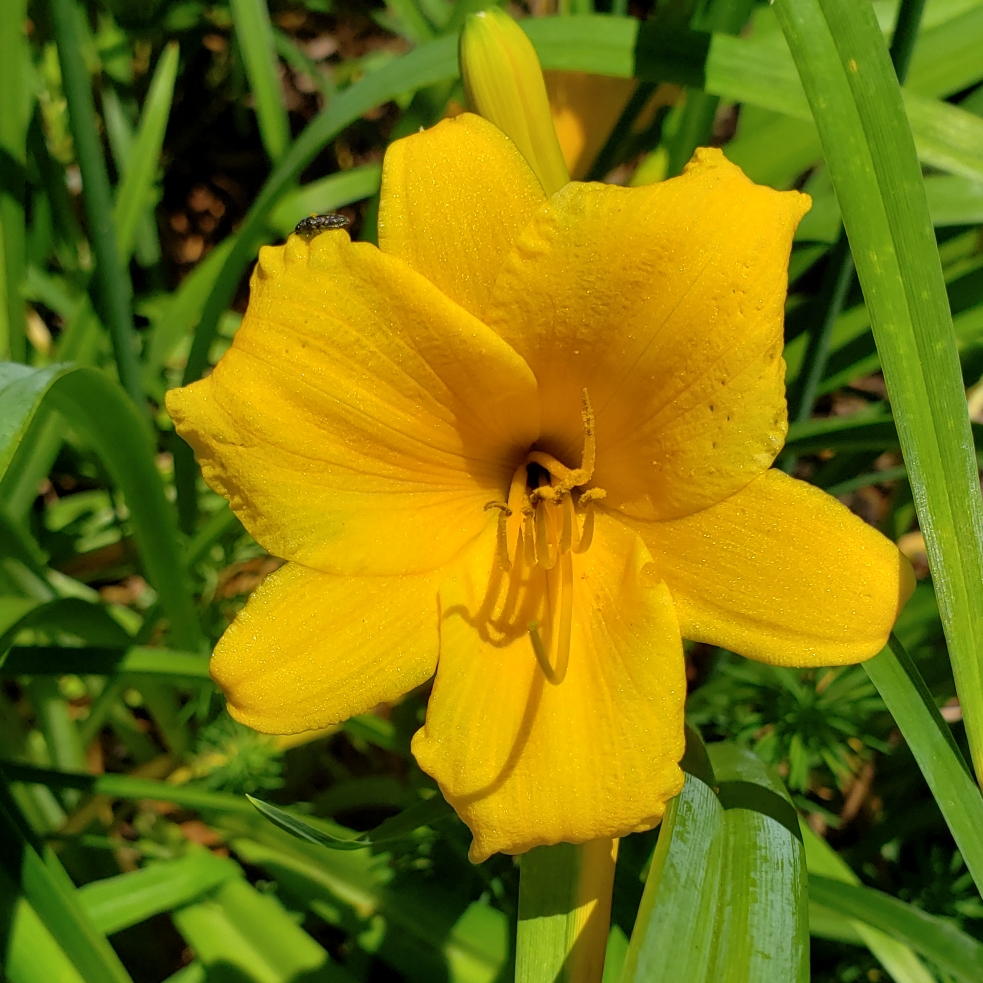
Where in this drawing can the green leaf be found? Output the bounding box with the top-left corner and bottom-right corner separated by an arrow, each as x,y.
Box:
864,637 -> 983,894
230,0 -> 291,162
247,790 -> 454,851
172,877 -> 353,983
0,363 -> 202,650
800,820 -> 934,983
141,237 -> 236,393
114,42 -> 179,266
707,23 -> 983,181
49,0 -> 142,406
810,875 -> 983,983
0,866 -> 87,983
620,744 -> 808,983
2,761 -> 256,814
773,0 -> 983,785
2,645 -> 211,680
77,851 -> 241,935
0,598 -> 132,666
0,794 -> 134,983
0,0 -> 32,363
906,4 -> 983,97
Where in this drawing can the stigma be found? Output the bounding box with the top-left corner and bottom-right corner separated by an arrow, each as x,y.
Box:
481,391 -> 605,686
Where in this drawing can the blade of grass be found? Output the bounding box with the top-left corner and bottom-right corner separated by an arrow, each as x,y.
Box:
863,636 -> 983,893
113,42 -> 179,266
0,0 -> 31,363
183,503 -> 240,568
230,0 -> 290,162
809,876 -> 983,983
49,0 -> 143,409
77,852 -> 241,935
0,868 -> 88,983
2,761 -> 257,814
247,791 -> 454,851
800,820 -> 934,983
774,0 -> 983,785
784,0 -> 925,471
0,789 -> 134,983
272,29 -> 334,101
0,363 -> 203,650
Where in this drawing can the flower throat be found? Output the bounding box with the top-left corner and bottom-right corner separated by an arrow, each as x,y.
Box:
482,391 -> 606,685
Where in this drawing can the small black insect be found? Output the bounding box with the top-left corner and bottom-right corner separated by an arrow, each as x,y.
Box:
293,212 -> 351,238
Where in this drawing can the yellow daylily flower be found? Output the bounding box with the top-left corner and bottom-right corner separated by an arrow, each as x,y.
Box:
166,113 -> 913,862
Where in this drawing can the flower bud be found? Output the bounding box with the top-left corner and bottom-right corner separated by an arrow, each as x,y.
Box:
459,9 -> 570,195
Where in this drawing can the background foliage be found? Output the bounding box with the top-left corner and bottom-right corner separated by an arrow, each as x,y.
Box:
2,0 -> 983,980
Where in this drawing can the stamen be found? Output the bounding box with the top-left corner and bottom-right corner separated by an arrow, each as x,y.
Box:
484,501 -> 513,572
522,510 -> 537,567
559,493 -> 574,555
554,551 -> 573,683
496,527 -> 526,626
528,621 -> 560,684
572,490 -> 605,554
572,505 -> 595,554
534,501 -> 557,570
526,551 -> 572,685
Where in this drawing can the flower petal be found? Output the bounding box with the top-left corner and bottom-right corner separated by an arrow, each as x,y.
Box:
166,231 -> 539,576
483,148 -> 810,521
412,513 -> 686,862
635,470 -> 915,666
212,561 -> 440,734
377,112 -> 547,320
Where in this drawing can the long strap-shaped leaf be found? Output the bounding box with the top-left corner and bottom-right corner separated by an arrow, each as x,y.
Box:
114,42 -> 180,267
0,780 -> 134,983
773,0 -> 983,783
0,363 -> 203,651
49,0 -> 142,409
864,636 -> 983,893
619,744 -> 808,983
810,876 -> 983,983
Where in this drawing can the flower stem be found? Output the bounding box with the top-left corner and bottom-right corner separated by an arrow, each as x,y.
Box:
516,838 -> 618,983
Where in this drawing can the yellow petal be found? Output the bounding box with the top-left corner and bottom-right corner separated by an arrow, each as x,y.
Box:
412,513 -> 686,862
544,71 -> 638,180
635,470 -> 915,666
378,113 -> 547,320
483,148 -> 810,521
212,561 -> 440,734
166,231 -> 539,576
